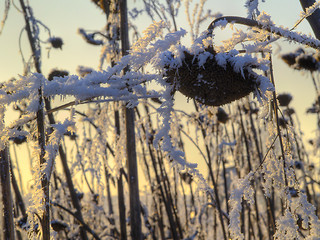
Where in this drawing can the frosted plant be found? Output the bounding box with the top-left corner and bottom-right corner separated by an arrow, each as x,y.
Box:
184,0 -> 222,41
244,0 -> 261,18
293,0 -> 320,30
141,0 -> 181,32
3,1 -> 320,238
0,106 -> 8,151
228,172 -> 254,240
273,209 -> 301,239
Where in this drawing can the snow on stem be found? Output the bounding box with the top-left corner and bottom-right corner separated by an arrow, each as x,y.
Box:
207,14 -> 320,50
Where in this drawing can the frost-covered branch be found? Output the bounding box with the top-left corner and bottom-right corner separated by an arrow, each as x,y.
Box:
207,15 -> 320,50
293,0 -> 320,30
300,0 -> 320,39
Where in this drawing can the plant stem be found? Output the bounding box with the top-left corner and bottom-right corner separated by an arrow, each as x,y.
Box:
119,0 -> 142,239
51,202 -> 101,240
114,109 -> 128,240
269,56 -> 289,188
299,0 -> 320,39
207,16 -> 320,50
45,99 -> 89,240
18,0 -> 50,238
0,148 -> 15,240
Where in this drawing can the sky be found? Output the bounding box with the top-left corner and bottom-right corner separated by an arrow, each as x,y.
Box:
1,0 -> 319,191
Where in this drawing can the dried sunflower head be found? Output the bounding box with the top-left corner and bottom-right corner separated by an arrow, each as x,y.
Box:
165,48 -> 258,106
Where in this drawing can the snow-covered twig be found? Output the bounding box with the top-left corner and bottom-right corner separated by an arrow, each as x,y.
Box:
207,15 -> 320,50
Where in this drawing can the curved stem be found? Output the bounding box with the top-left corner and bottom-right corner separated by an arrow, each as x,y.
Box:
51,202 -> 101,240
207,16 -> 320,50
300,0 -> 320,39
269,56 -> 289,188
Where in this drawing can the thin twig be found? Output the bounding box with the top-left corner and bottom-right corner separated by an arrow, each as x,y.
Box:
51,202 -> 101,240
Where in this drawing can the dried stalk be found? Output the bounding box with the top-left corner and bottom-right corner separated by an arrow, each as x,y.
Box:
119,0 -> 142,239
299,0 -> 320,39
0,148 -> 15,240
18,0 -> 49,238
207,16 -> 320,50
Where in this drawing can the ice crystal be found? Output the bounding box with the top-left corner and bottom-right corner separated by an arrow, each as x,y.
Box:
228,172 -> 254,240
274,209 -> 300,239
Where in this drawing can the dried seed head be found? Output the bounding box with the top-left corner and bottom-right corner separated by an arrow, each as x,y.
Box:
165,49 -> 256,106
277,93 -> 292,107
296,54 -> 318,71
281,48 -> 304,66
51,220 -> 68,232
306,106 -> 318,114
294,161 -> 303,169
281,53 -> 297,66
49,37 -> 63,49
216,107 -> 229,124
9,135 -> 27,145
180,172 -> 193,184
48,69 -> 69,81
77,65 -> 94,77
278,117 -> 288,128
284,108 -> 295,115
282,48 -> 320,71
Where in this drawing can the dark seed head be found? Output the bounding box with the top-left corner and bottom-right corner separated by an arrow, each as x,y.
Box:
281,53 -> 297,66
51,220 -> 68,232
277,93 -> 292,107
294,161 -> 303,169
77,66 -> 94,77
216,107 -> 229,124
49,37 -> 63,49
48,69 -> 69,81
284,108 -> 295,115
278,117 -> 288,128
165,49 -> 256,106
180,172 -> 193,184
9,135 -> 27,145
296,54 -> 318,71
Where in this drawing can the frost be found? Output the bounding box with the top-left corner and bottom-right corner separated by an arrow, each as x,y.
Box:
228,172 -> 254,240
294,1 -> 320,29
245,0 -> 261,18
153,83 -> 189,168
0,106 -> 7,150
214,50 -> 274,103
43,114 -> 76,181
274,210 -> 300,239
